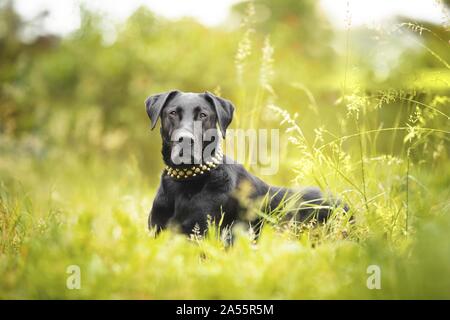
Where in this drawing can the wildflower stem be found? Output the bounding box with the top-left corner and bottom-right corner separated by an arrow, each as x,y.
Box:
319,127 -> 450,152
405,147 -> 411,233
356,120 -> 370,212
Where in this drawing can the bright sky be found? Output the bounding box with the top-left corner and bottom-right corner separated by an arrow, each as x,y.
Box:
13,0 -> 446,36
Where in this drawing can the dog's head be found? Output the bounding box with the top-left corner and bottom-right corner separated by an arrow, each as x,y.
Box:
145,90 -> 234,166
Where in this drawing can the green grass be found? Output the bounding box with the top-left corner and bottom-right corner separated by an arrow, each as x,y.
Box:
0,113 -> 449,299
1,1 -> 450,300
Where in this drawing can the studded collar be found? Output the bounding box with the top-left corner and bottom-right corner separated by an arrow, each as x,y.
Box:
164,144 -> 223,181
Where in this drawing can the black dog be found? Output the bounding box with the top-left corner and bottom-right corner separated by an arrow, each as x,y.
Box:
146,90 -> 346,236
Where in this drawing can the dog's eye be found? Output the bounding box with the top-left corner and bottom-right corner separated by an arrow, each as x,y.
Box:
199,112 -> 207,119
169,111 -> 177,116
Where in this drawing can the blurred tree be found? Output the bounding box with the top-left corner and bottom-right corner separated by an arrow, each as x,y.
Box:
231,0 -> 334,59
0,1 -> 25,133
0,0 -> 60,134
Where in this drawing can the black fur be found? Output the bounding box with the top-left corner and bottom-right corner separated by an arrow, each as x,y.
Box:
146,90 -> 347,237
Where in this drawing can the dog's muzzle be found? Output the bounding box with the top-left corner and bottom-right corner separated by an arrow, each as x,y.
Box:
170,129 -> 203,165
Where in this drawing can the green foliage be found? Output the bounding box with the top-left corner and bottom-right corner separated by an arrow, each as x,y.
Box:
0,1 -> 449,298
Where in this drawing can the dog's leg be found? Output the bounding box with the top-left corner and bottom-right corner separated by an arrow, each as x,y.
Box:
267,186 -> 348,225
294,187 -> 348,223
148,186 -> 173,233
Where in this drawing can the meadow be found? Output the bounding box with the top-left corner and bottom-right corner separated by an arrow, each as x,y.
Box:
0,1 -> 449,299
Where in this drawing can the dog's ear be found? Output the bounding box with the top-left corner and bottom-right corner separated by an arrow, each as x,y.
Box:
204,91 -> 235,138
145,90 -> 180,129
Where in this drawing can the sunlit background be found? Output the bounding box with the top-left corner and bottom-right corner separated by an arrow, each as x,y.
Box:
13,0 -> 445,34
0,0 -> 449,299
